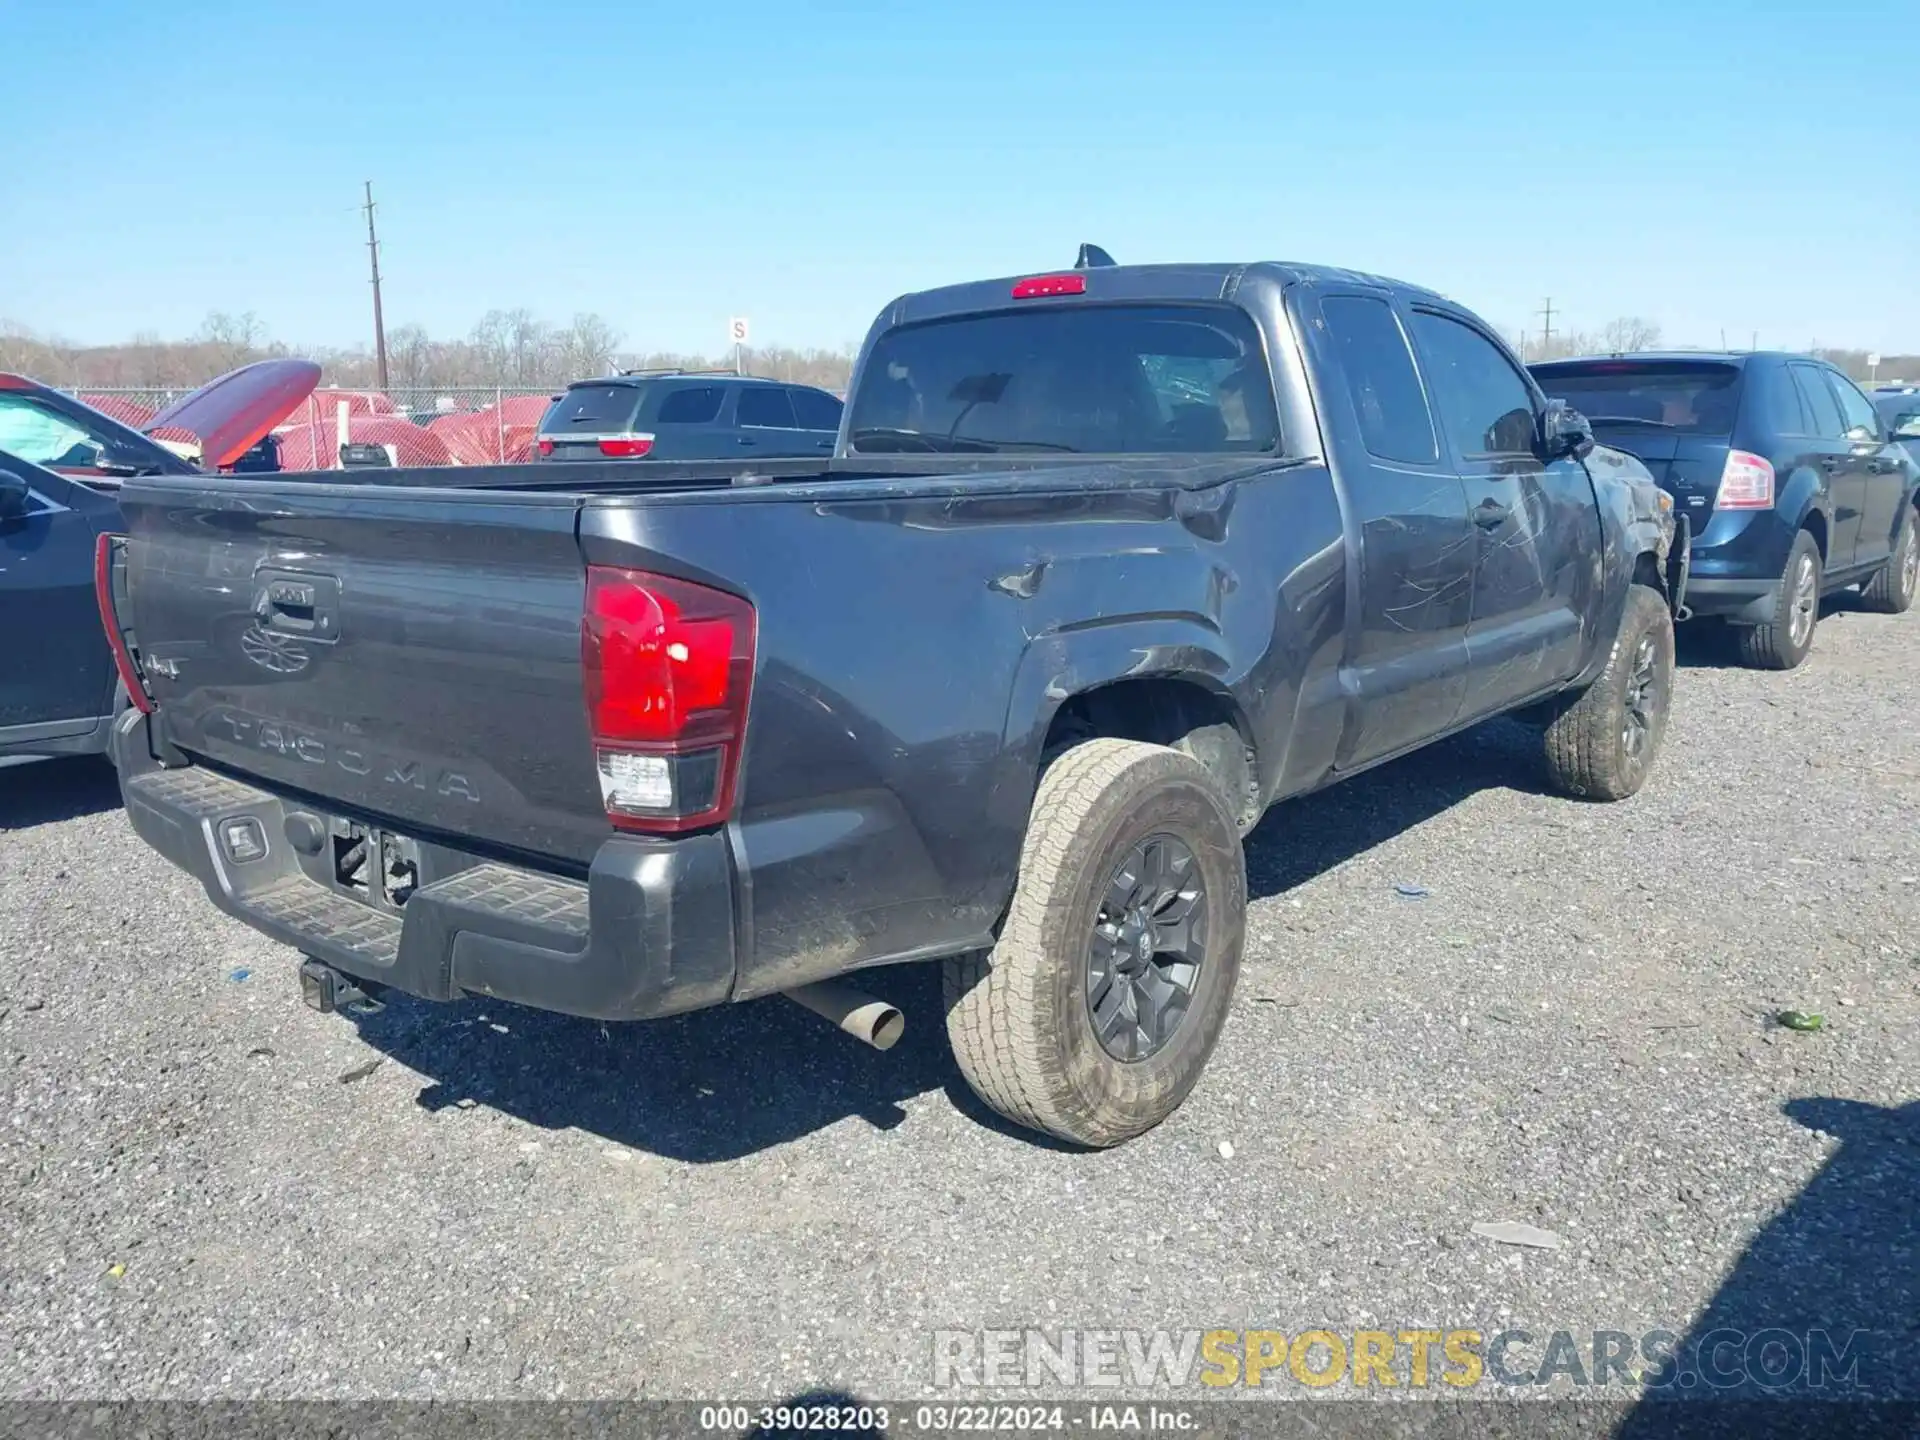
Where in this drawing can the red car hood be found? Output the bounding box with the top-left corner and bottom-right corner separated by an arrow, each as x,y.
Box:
145,359 -> 321,468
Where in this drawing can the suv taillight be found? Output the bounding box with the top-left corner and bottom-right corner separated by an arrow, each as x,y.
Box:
93,533 -> 154,714
599,434 -> 655,458
581,567 -> 755,833
1716,450 -> 1775,510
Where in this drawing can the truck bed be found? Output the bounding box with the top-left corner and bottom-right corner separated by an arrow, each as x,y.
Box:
110,453 -> 1314,1005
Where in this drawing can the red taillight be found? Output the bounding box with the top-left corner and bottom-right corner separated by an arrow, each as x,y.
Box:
1012,274 -> 1086,299
1716,450 -> 1775,510
536,438 -> 555,457
599,434 -> 655,458
582,567 -> 755,833
93,533 -> 153,714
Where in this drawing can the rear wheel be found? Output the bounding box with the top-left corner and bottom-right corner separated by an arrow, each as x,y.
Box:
1541,582 -> 1674,801
1736,530 -> 1822,669
1859,507 -> 1918,615
943,738 -> 1245,1147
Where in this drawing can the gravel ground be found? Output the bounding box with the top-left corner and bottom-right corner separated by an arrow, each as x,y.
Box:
1,603 -> 1915,1410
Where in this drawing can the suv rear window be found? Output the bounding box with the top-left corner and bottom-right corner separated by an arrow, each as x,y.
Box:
1529,361 -> 1742,435
541,384 -> 641,433
847,304 -> 1279,455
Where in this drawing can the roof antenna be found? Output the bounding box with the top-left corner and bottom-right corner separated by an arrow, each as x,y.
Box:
1075,243 -> 1116,269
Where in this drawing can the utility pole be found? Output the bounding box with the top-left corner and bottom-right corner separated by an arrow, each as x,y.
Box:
1537,298 -> 1555,355
363,181 -> 389,391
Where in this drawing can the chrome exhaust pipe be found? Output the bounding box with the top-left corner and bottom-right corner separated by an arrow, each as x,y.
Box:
783,980 -> 904,1051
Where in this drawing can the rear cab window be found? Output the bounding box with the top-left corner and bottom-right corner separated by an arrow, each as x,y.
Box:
847,303 -> 1279,455
540,384 -> 643,434
1529,360 -> 1742,436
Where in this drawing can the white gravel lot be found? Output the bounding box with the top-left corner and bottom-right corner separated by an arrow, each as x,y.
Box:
1,604 -> 1914,1412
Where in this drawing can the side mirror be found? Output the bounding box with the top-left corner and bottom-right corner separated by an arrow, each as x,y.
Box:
0,468 -> 32,519
90,441 -> 155,478
1540,399 -> 1595,460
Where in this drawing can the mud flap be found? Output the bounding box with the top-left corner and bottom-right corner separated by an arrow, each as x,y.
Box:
1667,512 -> 1693,622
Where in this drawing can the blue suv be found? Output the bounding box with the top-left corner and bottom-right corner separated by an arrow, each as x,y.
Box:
534,371 -> 843,464
1531,353 -> 1918,668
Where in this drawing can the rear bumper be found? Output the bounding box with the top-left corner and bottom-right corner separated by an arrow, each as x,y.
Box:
1680,577 -> 1779,623
1681,507 -> 1800,621
110,711 -> 737,1022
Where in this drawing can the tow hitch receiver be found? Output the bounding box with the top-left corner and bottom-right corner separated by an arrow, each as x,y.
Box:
298,957 -> 386,1015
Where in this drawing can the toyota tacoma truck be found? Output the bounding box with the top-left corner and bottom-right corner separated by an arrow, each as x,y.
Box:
99,254 -> 1683,1147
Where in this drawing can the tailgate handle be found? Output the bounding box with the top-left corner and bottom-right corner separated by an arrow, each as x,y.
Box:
251,572 -> 340,640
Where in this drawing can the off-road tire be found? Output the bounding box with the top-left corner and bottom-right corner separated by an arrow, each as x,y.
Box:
1542,582 -> 1675,802
1736,530 -> 1822,669
943,738 -> 1245,1147
1858,506 -> 1918,615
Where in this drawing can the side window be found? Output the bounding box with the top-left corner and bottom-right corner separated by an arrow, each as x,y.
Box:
1826,373 -> 1882,441
1757,364 -> 1809,435
789,387 -> 844,432
1319,295 -> 1439,464
736,387 -> 796,429
1789,366 -> 1845,439
1408,311 -> 1538,460
655,387 -> 723,425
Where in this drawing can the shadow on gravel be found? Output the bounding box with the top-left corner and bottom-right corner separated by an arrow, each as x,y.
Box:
347,959 -> 956,1162
1613,1096 -> 1920,1439
1243,718 -> 1551,901
0,756 -> 121,830
340,717 -> 1602,1162
1674,594 -> 1869,670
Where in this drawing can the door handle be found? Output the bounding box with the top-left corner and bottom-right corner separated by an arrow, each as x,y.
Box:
736,436 -> 757,447
1473,498 -> 1511,529
1819,456 -> 1842,472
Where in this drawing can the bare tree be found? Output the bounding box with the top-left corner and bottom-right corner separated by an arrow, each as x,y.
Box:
386,324 -> 433,389
198,311 -> 269,372
1600,317 -> 1663,354
553,312 -> 623,381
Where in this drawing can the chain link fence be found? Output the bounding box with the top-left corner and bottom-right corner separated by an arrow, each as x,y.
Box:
70,385 -> 559,468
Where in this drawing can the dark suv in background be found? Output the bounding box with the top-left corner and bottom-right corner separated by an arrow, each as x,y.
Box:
1531,353 -> 1918,669
533,371 -> 844,463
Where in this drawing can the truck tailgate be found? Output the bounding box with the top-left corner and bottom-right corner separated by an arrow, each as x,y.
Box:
117,479 -> 610,867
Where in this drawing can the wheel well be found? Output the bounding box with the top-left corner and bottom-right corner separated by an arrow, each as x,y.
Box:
1632,552 -> 1664,594
1042,678 -> 1257,822
1802,509 -> 1829,561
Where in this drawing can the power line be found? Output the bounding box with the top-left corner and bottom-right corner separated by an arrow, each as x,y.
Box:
363,181 -> 389,391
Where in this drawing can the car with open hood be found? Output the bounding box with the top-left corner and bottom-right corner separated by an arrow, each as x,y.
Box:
0,359 -> 321,483
0,360 -> 319,767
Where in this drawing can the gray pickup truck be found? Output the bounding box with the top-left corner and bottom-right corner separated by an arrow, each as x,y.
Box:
101,254 -> 1683,1146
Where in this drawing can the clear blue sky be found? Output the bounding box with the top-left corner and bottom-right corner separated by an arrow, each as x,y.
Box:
3,0 -> 1914,357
